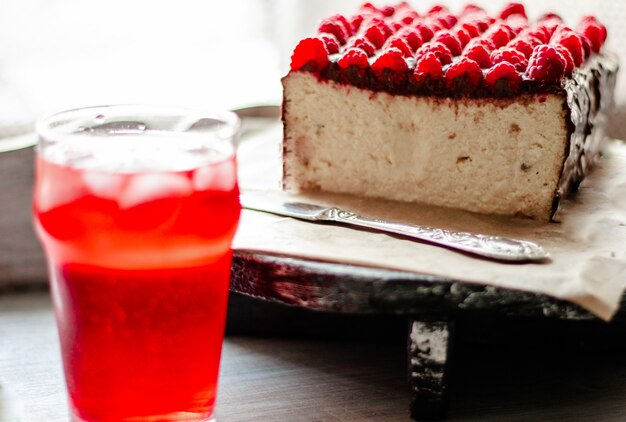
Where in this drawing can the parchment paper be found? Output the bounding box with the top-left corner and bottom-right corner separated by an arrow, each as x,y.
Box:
234,123 -> 626,321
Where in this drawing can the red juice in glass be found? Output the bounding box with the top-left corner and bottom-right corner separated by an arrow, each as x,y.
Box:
33,106 -> 241,421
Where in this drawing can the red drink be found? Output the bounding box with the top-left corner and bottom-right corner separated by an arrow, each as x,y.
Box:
34,108 -> 241,422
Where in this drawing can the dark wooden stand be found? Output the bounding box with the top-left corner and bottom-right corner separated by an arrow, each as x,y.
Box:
230,250 -> 622,420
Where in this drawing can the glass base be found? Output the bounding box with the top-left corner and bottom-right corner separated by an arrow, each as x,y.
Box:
72,411 -> 215,422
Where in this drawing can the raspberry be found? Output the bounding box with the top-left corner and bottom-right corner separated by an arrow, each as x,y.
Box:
554,45 -> 574,75
462,22 -> 481,38
508,39 -> 533,58
364,24 -> 387,49
491,47 -> 528,72
427,20 -> 445,34
338,48 -> 370,69
371,48 -> 409,74
318,33 -> 340,55
464,44 -> 492,68
414,22 -> 435,42
385,37 -> 413,58
290,37 -> 329,71
397,28 -> 424,51
397,11 -> 417,26
412,52 -> 444,83
486,25 -> 513,49
581,36 -> 591,59
539,13 -> 562,22
539,19 -> 561,38
441,14 -> 458,29
432,32 -> 462,56
415,42 -> 453,65
499,3 -> 527,20
318,19 -> 348,45
525,45 -> 567,83
371,18 -> 394,38
427,5 -> 449,15
467,37 -> 496,52
445,57 -> 483,88
360,3 -> 380,14
526,28 -> 549,44
349,37 -> 377,56
552,30 -> 584,66
390,22 -> 403,32
485,62 -> 522,89
474,19 -> 491,33
381,5 -> 396,17
328,14 -> 353,38
461,4 -> 485,17
351,15 -> 365,33
456,28 -> 471,48
577,16 -> 608,53
505,15 -> 528,34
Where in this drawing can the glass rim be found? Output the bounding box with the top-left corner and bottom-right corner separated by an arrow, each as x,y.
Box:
36,104 -> 241,144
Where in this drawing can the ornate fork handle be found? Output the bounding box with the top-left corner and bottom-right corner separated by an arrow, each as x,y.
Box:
324,208 -> 549,262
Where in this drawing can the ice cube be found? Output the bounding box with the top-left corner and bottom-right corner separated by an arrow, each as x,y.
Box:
192,162 -> 236,192
83,171 -> 126,200
118,173 -> 193,209
36,175 -> 86,213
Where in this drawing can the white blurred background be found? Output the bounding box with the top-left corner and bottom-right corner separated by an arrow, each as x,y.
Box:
0,0 -> 623,121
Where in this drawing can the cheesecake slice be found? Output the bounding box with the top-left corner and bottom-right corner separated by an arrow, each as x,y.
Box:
281,2 -> 618,220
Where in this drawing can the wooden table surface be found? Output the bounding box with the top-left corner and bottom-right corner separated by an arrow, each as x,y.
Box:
3,291 -> 626,421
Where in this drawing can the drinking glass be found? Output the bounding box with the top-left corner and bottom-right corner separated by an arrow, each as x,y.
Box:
33,105 -> 241,421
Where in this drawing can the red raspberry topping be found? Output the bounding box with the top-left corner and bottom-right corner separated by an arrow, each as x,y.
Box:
456,28 -> 471,48
290,37 -> 330,71
360,3 -> 380,14
440,14 -> 459,29
526,28 -> 549,44
577,16 -> 608,53
318,33 -> 340,55
461,4 -> 485,17
364,24 -> 387,49
505,15 -> 528,34
552,30 -> 585,67
328,14 -> 353,38
318,19 -> 348,45
385,37 -> 413,58
381,5 -> 396,17
486,25 -> 513,49
525,45 -> 567,83
464,44 -> 492,68
554,45 -> 574,75
445,57 -> 483,88
484,62 -> 523,89
338,48 -> 370,69
397,28 -> 424,51
539,13 -> 562,23
349,37 -> 377,57
462,22 -> 481,38
428,5 -> 449,15
350,15 -> 364,33
499,3 -> 527,20
415,42 -> 453,65
467,37 -> 496,52
413,52 -> 444,82
414,22 -> 435,42
432,32 -> 463,56
581,36 -> 591,59
490,47 -> 528,72
396,9 -> 419,25
507,39 -> 534,58
371,48 -> 409,74
372,18 -> 394,38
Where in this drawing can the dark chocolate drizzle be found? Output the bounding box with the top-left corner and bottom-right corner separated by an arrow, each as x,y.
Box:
553,53 -> 619,220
